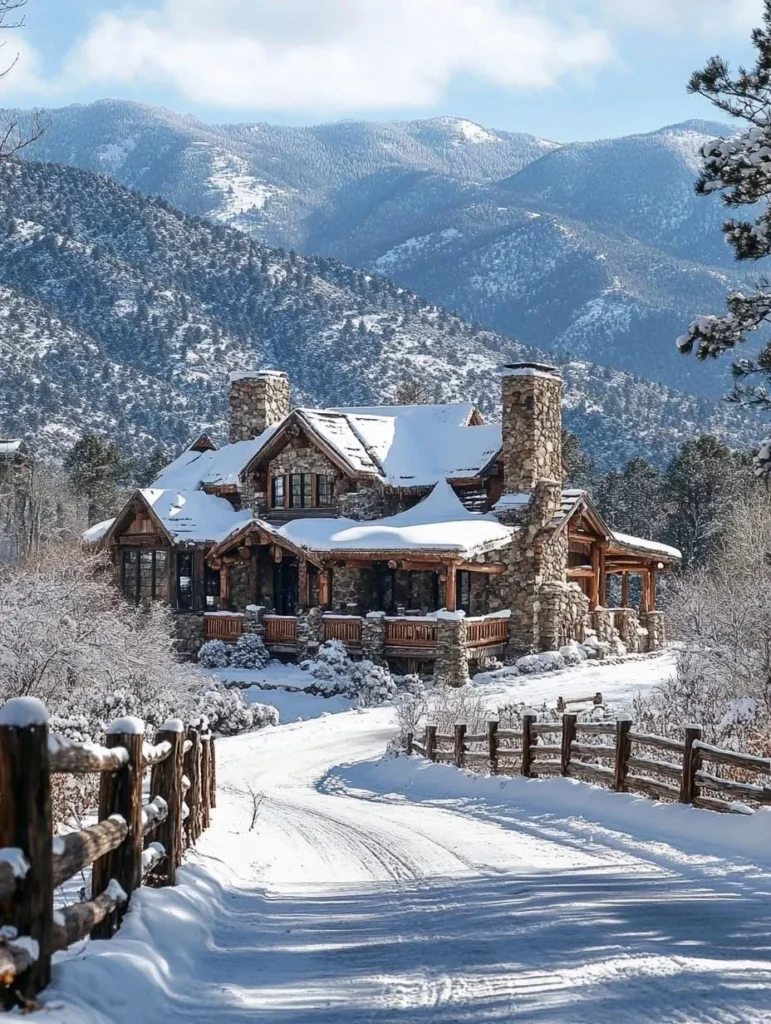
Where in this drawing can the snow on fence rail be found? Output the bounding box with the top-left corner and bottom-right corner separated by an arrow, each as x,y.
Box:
0,700 -> 217,1011
405,715 -> 771,816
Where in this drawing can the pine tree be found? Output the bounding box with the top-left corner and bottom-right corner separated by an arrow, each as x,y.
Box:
64,432 -> 132,524
678,1 -> 771,474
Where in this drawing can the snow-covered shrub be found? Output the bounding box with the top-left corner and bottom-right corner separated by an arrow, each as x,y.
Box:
198,640 -> 231,669
559,643 -> 587,667
198,686 -> 278,736
428,683 -> 488,736
229,631 -> 270,670
516,650 -> 566,674
300,639 -> 398,706
396,673 -> 427,698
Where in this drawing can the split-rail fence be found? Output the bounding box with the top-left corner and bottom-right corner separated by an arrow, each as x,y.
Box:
0,698 -> 217,1011
406,713 -> 771,814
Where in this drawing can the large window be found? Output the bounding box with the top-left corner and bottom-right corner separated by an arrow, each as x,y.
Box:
120,548 -> 168,604
289,473 -> 313,508
271,475 -> 285,508
317,475 -> 335,507
270,471 -> 337,510
176,552 -> 194,611
204,565 -> 221,610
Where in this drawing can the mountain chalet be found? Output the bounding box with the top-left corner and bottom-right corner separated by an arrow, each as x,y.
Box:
85,364 -> 679,683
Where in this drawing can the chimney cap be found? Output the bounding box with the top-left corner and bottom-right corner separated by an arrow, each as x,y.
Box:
229,369 -> 289,383
501,361 -> 561,380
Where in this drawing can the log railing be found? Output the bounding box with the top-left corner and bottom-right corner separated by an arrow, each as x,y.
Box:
264,615 -> 298,645
323,616 -> 362,646
385,619 -> 438,648
0,700 -> 216,1009
408,714 -> 771,816
204,613 -> 244,643
465,617 -> 509,647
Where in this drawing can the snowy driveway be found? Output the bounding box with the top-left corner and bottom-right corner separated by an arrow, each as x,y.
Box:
46,699 -> 771,1023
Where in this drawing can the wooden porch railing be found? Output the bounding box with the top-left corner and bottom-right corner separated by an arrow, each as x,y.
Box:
203,613 -> 244,643
323,616 -> 362,646
466,616 -> 509,647
385,619 -> 438,648
264,615 -> 298,645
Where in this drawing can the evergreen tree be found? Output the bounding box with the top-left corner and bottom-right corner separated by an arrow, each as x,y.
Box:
678,2 -> 771,474
136,445 -> 171,488
562,428 -> 593,489
594,457 -> 665,541
662,435 -> 754,568
64,432 -> 131,525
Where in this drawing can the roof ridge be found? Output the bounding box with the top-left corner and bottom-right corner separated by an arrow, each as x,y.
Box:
342,412 -> 386,476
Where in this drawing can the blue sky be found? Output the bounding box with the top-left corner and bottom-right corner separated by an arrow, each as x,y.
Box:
1,0 -> 762,139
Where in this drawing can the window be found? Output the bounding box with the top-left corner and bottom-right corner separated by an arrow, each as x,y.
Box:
289,473 -> 313,508
120,548 -> 168,604
176,552 -> 194,611
271,475 -> 285,508
204,565 -> 220,610
317,475 -> 335,507
458,571 -> 471,615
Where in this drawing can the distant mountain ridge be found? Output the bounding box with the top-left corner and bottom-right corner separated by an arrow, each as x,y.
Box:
0,157 -> 757,468
11,101 -> 747,402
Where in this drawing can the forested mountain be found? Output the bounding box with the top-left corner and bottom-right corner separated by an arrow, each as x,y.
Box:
0,159 -> 758,467
14,101 -> 751,400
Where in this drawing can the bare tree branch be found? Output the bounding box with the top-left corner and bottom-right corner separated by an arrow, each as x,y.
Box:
0,0 -> 45,160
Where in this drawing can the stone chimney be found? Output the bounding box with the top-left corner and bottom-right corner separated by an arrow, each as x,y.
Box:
500,361 -> 562,497
229,370 -> 290,444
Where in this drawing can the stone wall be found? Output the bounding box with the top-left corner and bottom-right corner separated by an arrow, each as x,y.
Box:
174,612 -> 205,660
362,612 -> 386,663
538,581 -> 588,650
611,607 -> 643,653
229,370 -> 290,443
641,610 -> 666,652
500,365 -> 562,496
297,607 -> 324,659
331,565 -> 361,612
270,439 -> 341,479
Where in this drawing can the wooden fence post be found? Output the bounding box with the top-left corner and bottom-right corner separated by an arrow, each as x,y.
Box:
149,721 -> 184,887
487,719 -> 499,774
454,724 -> 466,768
200,732 -> 212,833
91,717 -> 144,939
0,698 -> 53,1008
614,715 -> 632,793
209,737 -> 217,810
425,725 -> 437,762
561,713 -> 577,776
405,732 -> 414,756
522,711 -> 536,777
680,725 -> 703,804
184,726 -> 202,844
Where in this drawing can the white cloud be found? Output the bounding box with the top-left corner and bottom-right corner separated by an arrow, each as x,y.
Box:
45,0 -> 614,112
596,0 -> 761,36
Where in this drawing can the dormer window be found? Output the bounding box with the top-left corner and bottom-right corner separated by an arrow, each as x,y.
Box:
290,473 -> 313,508
271,475 -> 285,508
269,471 -> 336,510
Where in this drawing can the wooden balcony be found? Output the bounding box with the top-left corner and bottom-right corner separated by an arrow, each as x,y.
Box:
203,613 -> 244,643
466,616 -> 509,647
385,619 -> 438,649
323,616 -> 362,647
264,615 -> 298,647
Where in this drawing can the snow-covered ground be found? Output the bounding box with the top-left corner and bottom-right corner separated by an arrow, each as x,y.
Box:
36,653 -> 771,1022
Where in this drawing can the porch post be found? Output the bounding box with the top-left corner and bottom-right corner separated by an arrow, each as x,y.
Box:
589,543 -> 600,610
648,562 -> 657,611
621,572 -> 629,609
598,542 -> 607,608
445,564 -> 457,612
299,558 -> 309,608
319,570 -> 331,609
219,566 -> 230,609
640,570 -> 649,613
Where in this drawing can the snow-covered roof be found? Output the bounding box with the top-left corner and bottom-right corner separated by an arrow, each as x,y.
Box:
140,489 -> 253,544
326,403 -> 501,485
152,429 -> 278,490
277,480 -> 515,556
611,531 -> 682,562
0,439 -> 23,456
83,518 -> 115,544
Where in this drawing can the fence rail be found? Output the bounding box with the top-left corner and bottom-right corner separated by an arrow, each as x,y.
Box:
264,615 -> 298,645
0,699 -> 216,1009
323,616 -> 362,646
385,620 -> 437,648
407,714 -> 771,817
465,617 -> 509,647
203,613 -> 244,643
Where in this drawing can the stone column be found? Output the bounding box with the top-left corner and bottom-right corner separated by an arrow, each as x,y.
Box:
297,606 -> 324,660
434,613 -> 469,688
174,613 -> 205,661
243,605 -> 266,638
362,612 -> 386,664
641,610 -> 666,652
592,607 -> 613,643
229,370 -> 290,443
